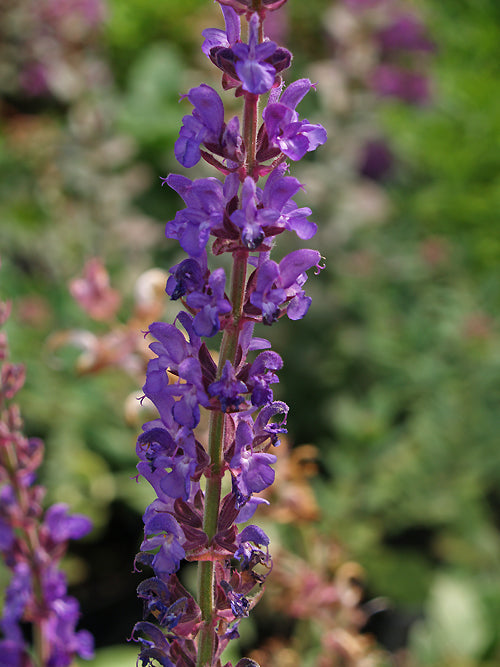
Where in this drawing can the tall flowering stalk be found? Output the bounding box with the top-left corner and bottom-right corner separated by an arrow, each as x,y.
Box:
0,282 -> 94,666
131,1 -> 326,665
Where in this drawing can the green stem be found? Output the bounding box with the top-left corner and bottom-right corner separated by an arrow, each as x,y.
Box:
196,252 -> 248,666
196,17 -> 261,663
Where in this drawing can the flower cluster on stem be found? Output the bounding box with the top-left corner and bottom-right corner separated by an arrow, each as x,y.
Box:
0,281 -> 94,667
131,2 -> 326,666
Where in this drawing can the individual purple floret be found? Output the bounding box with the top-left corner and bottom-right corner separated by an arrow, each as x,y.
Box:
133,0 -> 325,664
186,268 -> 232,337
261,79 -> 327,161
205,10 -> 291,94
232,13 -> 279,94
175,85 -> 244,168
372,64 -> 430,105
377,13 -> 435,53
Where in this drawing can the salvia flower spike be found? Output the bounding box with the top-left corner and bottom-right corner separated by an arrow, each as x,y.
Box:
0,271 -> 94,667
132,1 -> 326,665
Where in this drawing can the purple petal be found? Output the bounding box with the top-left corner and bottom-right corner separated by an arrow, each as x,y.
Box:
165,173 -> 192,200
238,524 -> 270,547
263,172 -> 302,211
45,504 -> 92,542
279,78 -> 314,110
284,206 -> 316,239
148,322 -> 187,364
175,116 -> 206,167
287,293 -> 312,320
278,249 -> 321,289
188,84 -> 224,136
222,5 -> 241,44
235,59 -> 276,94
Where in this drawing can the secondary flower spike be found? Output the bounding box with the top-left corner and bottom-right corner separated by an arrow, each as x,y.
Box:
132,1 -> 325,665
0,283 -> 94,666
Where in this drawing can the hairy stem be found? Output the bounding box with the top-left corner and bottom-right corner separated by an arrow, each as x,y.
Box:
197,251 -> 249,666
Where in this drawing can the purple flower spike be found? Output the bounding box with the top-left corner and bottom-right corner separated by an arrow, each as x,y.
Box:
0,300 -> 94,666
137,1 -> 326,660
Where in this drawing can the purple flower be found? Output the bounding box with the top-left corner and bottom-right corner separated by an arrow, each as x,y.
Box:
234,524 -> 270,569
0,516 -> 15,551
372,65 -> 430,105
141,502 -> 186,577
230,420 -> 277,496
250,249 -> 321,324
186,267 -> 232,337
253,400 -> 289,446
250,260 -> 285,324
144,318 -> 209,429
207,11 -> 291,93
166,258 -> 205,301
278,248 -> 322,320
202,5 -> 240,56
232,14 -> 278,94
208,360 -> 247,412
44,504 -> 92,542
220,581 -> 250,618
174,85 -> 244,168
230,177 -> 280,249
378,14 -> 435,53
235,495 -> 269,523
136,426 -> 197,501
165,174 -> 226,257
175,84 -> 224,167
44,596 -> 95,666
131,621 -> 175,667
1,563 -> 32,635
248,350 -> 282,406
262,165 -> 317,239
0,638 -> 27,667
358,138 -> 394,181
262,79 -> 327,161
137,578 -> 190,631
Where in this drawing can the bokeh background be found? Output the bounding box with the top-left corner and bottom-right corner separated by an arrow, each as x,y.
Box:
2,0 -> 500,664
